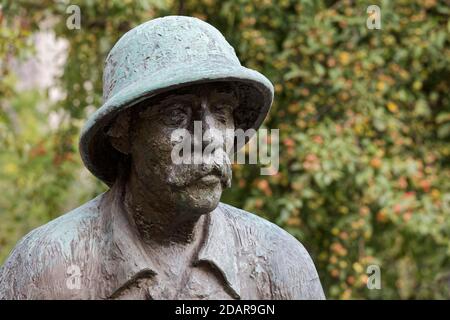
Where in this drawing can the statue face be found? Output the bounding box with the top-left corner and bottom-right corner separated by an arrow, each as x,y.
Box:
112,83 -> 238,218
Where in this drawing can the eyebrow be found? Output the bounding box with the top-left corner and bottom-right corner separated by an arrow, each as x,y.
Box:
137,88 -> 239,119
137,94 -> 197,118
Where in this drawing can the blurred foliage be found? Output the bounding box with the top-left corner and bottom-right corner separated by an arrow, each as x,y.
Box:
0,0 -> 449,299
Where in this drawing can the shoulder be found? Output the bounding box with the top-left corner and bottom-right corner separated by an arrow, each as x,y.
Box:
0,195 -> 104,299
218,202 -> 325,300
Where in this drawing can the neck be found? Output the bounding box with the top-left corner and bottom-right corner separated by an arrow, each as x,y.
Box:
120,165 -> 203,246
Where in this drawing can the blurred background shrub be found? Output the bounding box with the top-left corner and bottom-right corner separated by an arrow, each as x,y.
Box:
0,0 -> 449,299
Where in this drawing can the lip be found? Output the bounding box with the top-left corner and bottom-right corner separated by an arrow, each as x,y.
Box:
197,174 -> 221,185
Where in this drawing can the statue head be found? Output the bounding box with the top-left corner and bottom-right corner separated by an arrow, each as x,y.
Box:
79,16 -> 274,216
106,82 -> 239,217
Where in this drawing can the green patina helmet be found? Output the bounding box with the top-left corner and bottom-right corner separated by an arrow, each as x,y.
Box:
79,15 -> 274,186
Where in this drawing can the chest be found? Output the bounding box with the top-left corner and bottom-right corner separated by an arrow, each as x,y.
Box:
109,262 -> 235,300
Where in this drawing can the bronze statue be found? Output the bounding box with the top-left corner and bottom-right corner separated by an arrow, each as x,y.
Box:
0,16 -> 325,300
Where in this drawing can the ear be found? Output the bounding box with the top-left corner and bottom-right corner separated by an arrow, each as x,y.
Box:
107,111 -> 131,155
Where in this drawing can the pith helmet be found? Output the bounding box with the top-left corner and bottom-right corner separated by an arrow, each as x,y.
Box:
79,15 -> 274,186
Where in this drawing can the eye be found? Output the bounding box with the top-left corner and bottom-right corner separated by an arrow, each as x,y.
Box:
213,103 -> 233,124
160,102 -> 191,127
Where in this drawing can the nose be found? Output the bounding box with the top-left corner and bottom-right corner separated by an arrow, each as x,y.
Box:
191,98 -> 220,152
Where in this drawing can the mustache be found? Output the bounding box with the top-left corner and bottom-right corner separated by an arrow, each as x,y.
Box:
167,151 -> 232,189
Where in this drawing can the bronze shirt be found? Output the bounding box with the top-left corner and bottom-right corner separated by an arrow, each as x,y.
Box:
0,186 -> 325,300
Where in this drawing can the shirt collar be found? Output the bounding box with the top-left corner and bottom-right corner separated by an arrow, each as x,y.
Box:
99,185 -> 240,299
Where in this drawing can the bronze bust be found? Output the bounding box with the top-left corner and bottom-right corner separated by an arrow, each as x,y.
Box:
0,16 -> 325,300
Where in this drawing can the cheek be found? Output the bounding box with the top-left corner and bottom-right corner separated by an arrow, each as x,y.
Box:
219,120 -> 235,152
131,124 -> 174,169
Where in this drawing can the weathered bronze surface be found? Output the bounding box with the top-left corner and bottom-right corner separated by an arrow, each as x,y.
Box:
0,16 -> 325,300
